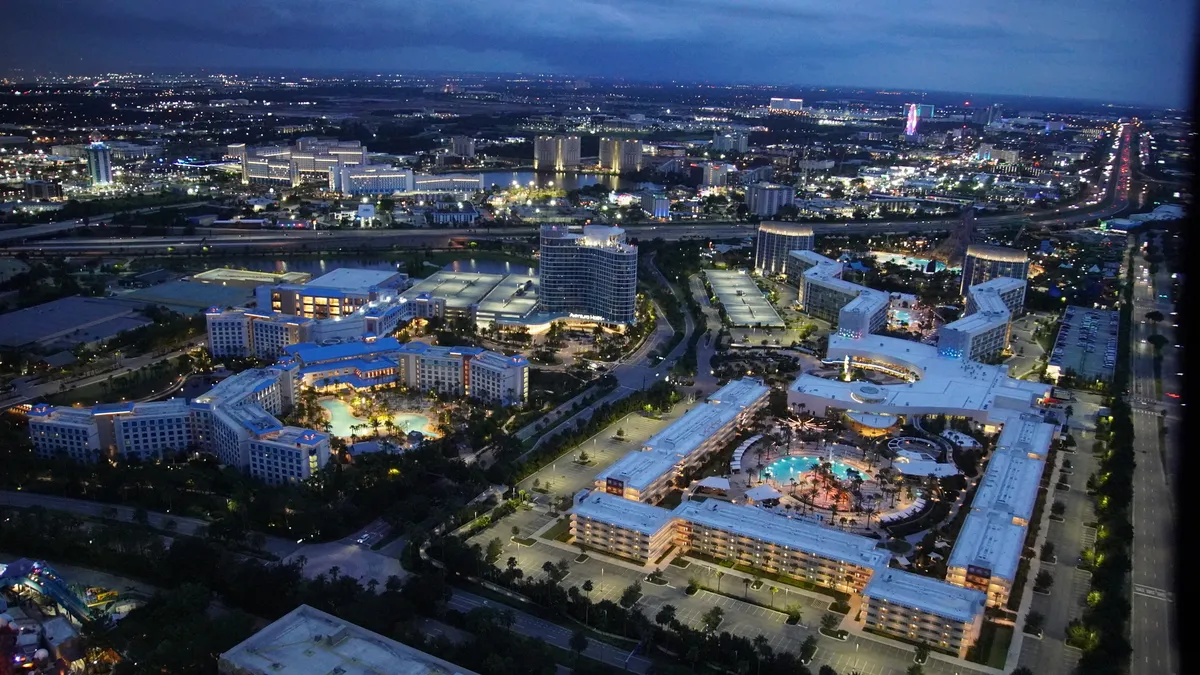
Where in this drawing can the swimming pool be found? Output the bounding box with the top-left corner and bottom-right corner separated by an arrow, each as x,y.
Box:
320,399 -> 437,439
892,309 -> 912,323
764,455 -> 858,482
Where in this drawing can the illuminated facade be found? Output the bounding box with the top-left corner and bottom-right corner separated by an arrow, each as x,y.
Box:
533,135 -> 581,171
599,137 -> 643,173
538,225 -> 638,324
755,222 -> 814,275
904,103 -> 920,137
960,245 -> 1030,296
86,142 -> 112,186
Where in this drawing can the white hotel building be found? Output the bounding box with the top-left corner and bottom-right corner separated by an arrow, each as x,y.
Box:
593,378 -> 770,503
538,225 -> 638,325
29,366 -> 331,485
785,250 -> 888,339
938,277 -> 1027,362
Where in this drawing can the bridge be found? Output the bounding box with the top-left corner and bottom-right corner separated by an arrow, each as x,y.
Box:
0,559 -> 103,625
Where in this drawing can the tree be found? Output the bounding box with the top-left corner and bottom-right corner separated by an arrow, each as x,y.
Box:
821,613 -> 841,632
620,581 -> 642,608
800,635 -> 818,661
569,629 -> 589,663
1024,611 -> 1045,636
906,666 -> 925,675
486,537 -> 504,562
1010,667 -> 1035,675
1035,570 -> 1054,591
1041,541 -> 1056,560
1051,500 -> 1067,517
819,667 -> 839,675
914,642 -> 930,664
655,604 -> 677,628
1147,334 -> 1169,352
1145,310 -> 1164,324
702,606 -> 724,632
784,603 -> 803,624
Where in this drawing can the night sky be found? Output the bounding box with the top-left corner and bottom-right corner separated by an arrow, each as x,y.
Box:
1,0 -> 1194,107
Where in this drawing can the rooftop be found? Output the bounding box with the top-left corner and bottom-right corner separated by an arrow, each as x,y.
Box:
790,334 -> 1050,422
475,274 -> 539,320
192,368 -> 283,409
971,448 -> 1044,522
946,509 -> 1026,582
706,270 -> 785,328
123,280 -> 253,312
673,500 -> 891,569
863,569 -> 986,623
965,244 -> 1029,264
0,296 -> 144,348
307,268 -> 407,292
593,450 -> 681,492
218,604 -> 479,675
193,268 -> 311,286
285,337 -> 402,364
758,221 -> 814,237
402,271 -> 506,310
573,491 -> 676,535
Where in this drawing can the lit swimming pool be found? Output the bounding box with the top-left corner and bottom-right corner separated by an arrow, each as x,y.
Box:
764,455 -> 858,482
320,399 -> 437,439
892,309 -> 912,323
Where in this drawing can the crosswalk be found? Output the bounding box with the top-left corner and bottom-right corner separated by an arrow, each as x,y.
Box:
1133,584 -> 1175,602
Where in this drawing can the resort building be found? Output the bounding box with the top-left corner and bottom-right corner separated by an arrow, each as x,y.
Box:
206,309 -> 314,359
960,245 -> 1030,297
283,336 -> 530,406
259,268 -> 410,320
593,378 -> 769,503
785,250 -> 888,337
939,277 -> 1027,362
673,500 -> 889,593
229,138 -> 368,186
745,184 -> 797,219
968,276 -> 1027,317
945,509 -> 1026,608
571,491 -> 677,564
328,164 -> 414,195
533,135 -> 581,171
969,448 -> 1043,527
862,569 -> 987,658
598,137 -> 643,174
219,604 -> 480,675
29,366 -> 330,485
755,222 -> 814,276
538,225 -> 638,325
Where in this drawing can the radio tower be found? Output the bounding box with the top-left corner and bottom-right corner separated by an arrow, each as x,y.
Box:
932,207 -> 976,267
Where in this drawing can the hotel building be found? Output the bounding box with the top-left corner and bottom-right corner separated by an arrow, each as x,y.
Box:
207,309 -> 314,359
862,569 -> 986,657
538,225 -> 638,325
259,268 -> 409,320
960,245 -> 1030,297
228,138 -> 367,186
745,183 -> 797,218
533,135 -> 581,171
598,138 -> 643,174
329,165 -> 414,195
571,491 -> 677,563
593,378 -> 769,503
785,250 -> 887,338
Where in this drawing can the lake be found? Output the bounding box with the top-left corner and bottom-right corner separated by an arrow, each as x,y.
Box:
478,170 -> 654,193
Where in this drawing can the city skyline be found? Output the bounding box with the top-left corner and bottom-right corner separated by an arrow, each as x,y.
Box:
0,0 -> 1194,108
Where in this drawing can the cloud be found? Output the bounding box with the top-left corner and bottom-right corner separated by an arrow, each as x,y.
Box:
0,0 -> 1192,105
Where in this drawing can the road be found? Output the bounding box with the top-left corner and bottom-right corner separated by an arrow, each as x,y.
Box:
1126,230 -> 1180,675
0,151 -> 1134,257
0,337 -> 207,409
0,200 -> 219,243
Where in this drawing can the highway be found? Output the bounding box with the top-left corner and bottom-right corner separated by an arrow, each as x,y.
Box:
1127,230 -> 1180,675
0,139 -> 1134,257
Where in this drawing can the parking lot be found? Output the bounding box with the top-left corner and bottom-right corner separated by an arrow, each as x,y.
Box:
1048,306 -> 1118,381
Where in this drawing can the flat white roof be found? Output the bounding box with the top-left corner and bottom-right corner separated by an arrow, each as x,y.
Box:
402,271 -> 506,310
673,500 -> 890,569
706,270 -> 785,327
573,491 -> 675,535
970,276 -> 1026,295
790,334 -> 1050,421
995,414 -> 1056,458
594,450 -> 682,492
971,448 -> 1043,522
946,509 -> 1026,582
307,268 -> 405,292
475,274 -> 539,320
942,307 -> 1009,336
864,569 -> 986,623
219,604 -> 479,675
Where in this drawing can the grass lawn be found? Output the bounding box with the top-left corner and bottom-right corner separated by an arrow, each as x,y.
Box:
541,517 -> 572,543
969,620 -> 1014,668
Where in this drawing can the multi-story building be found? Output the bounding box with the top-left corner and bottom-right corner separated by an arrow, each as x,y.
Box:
206,309 -> 314,359
641,192 -> 670,219
786,250 -> 887,337
329,165 -> 414,195
702,162 -> 734,187
261,268 -> 409,320
571,491 -> 677,563
960,244 -> 1030,296
593,378 -> 769,503
219,605 -> 480,675
712,131 -> 749,153
229,138 -> 367,186
538,225 -> 638,325
945,509 -> 1026,608
745,183 -> 796,218
862,569 -> 986,658
86,142 -> 112,186
968,276 -> 1027,317
23,180 -> 63,201
27,405 -> 102,462
533,135 -> 581,171
284,337 -> 529,406
768,98 -> 805,113
675,500 -> 889,592
916,103 -> 935,119
755,222 -> 814,276
450,135 -> 476,158
599,138 -> 643,174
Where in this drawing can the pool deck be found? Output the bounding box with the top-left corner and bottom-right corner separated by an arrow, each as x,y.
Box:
319,398 -> 438,439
